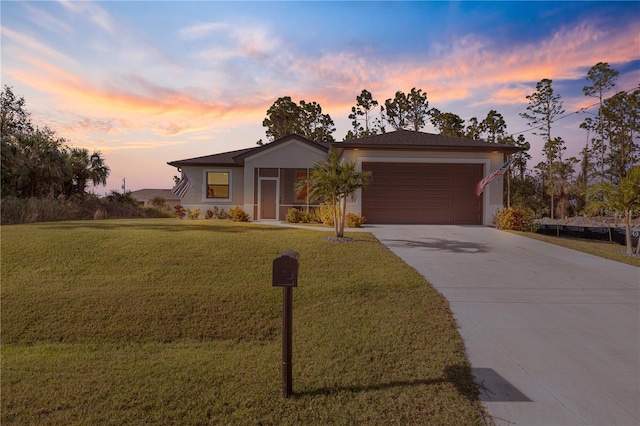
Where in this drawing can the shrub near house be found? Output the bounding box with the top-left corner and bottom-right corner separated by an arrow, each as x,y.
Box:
493,207 -> 538,232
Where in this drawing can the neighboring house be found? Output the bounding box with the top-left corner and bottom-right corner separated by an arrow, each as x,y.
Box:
167,130 -> 523,225
131,189 -> 181,209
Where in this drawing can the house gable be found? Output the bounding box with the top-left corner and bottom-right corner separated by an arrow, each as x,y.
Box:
243,136 -> 328,168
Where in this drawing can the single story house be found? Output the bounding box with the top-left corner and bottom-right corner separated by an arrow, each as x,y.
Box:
167,130 -> 523,225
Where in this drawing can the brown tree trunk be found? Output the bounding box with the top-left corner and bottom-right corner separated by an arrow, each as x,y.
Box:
624,210 -> 633,255
333,201 -> 339,237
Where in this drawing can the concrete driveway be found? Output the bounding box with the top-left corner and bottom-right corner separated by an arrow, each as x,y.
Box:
369,225 -> 639,426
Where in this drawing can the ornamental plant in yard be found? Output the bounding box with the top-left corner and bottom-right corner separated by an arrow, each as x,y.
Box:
296,148 -> 371,238
174,204 -> 186,219
346,212 -> 367,228
314,202 -> 334,226
285,207 -> 303,223
493,206 -> 538,232
228,205 -> 250,222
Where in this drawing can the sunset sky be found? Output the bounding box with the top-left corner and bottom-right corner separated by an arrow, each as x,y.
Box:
2,1 -> 639,194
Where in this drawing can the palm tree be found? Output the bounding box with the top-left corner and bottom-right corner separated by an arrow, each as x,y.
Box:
297,148 -> 371,238
335,160 -> 371,236
88,150 -> 109,188
65,148 -> 110,196
586,166 -> 640,255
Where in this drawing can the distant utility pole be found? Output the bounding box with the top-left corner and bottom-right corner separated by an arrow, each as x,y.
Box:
122,177 -> 126,193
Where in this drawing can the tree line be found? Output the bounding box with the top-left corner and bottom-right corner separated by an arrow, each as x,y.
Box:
261,62 -> 639,221
1,85 -> 110,199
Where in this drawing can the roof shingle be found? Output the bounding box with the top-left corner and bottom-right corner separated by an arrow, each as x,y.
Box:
333,129 -> 524,153
167,134 -> 329,167
167,147 -> 255,167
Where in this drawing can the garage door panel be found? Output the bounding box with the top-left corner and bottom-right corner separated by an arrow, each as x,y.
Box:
422,207 -> 450,224
394,189 -> 422,199
423,189 -> 450,197
394,179 -> 421,187
362,162 -> 483,225
453,188 -> 476,197
424,176 -> 449,185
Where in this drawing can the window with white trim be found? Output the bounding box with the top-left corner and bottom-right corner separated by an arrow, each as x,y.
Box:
206,171 -> 230,199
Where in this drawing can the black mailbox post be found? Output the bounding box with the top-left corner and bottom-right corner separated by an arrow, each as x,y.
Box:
272,251 -> 299,398
272,251 -> 299,288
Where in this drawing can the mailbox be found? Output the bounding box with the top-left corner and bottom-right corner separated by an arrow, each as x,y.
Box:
272,251 -> 299,287
272,251 -> 299,397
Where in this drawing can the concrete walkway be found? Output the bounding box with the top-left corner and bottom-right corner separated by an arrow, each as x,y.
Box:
368,225 -> 639,426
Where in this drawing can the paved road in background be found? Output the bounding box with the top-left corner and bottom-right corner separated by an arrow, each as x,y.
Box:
370,225 -> 639,426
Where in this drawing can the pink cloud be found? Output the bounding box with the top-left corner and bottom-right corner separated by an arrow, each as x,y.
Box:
299,19 -> 640,112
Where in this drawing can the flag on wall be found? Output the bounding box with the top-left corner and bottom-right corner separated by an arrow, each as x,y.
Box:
171,176 -> 191,198
476,159 -> 513,196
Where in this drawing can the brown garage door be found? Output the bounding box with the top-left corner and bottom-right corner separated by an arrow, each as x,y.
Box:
362,162 -> 483,224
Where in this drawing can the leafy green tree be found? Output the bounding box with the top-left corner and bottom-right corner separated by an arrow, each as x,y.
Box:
579,116 -> 596,181
1,85 -> 34,136
299,100 -> 336,143
510,173 -> 545,216
297,148 -> 371,238
551,158 -> 578,218
584,62 -> 619,105
583,62 -> 619,182
4,128 -> 67,198
406,88 -> 429,131
383,91 -> 410,131
481,110 -> 507,143
429,108 -> 465,137
508,135 -> 531,180
262,96 -> 335,143
382,88 -> 429,131
586,166 -> 640,255
1,86 -> 34,197
465,117 -> 482,140
574,145 -> 594,213
600,89 -> 639,183
520,78 -> 565,218
502,134 -> 530,208
533,161 -> 550,217
262,96 -> 303,141
345,89 -> 379,140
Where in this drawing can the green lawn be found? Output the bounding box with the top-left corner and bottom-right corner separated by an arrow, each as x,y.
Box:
1,219 -> 488,425
511,231 -> 640,267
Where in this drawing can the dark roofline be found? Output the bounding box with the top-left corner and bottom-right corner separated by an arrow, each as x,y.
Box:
167,147 -> 255,168
334,143 -> 522,154
331,129 -> 525,154
167,134 -> 330,168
